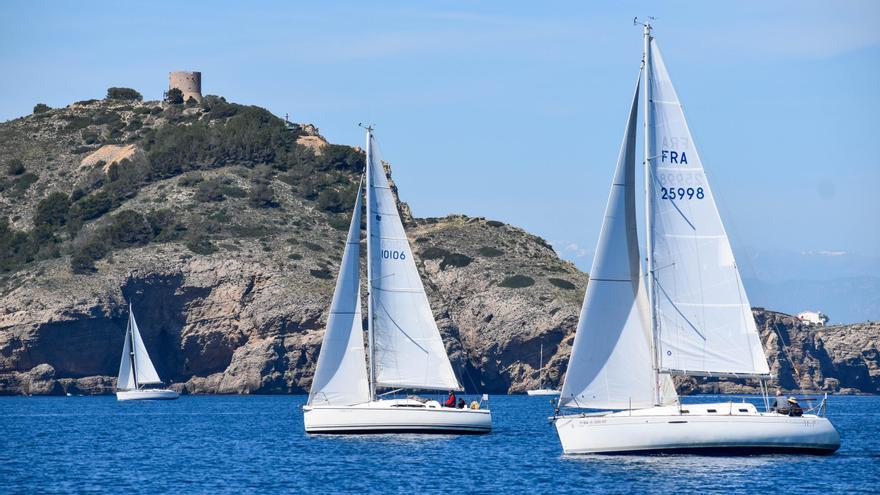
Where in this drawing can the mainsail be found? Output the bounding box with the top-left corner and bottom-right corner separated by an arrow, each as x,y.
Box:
559,75 -> 676,409
117,306 -> 162,390
307,183 -> 371,406
366,131 -> 461,391
646,39 -> 769,377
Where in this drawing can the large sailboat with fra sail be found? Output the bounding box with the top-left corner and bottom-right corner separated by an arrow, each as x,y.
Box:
303,126 -> 492,434
552,20 -> 839,454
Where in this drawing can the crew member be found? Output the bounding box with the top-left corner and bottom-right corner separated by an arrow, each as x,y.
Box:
787,397 -> 804,417
444,391 -> 456,407
771,390 -> 790,414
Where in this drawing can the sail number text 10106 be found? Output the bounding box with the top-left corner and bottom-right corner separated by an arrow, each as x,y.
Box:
381,250 -> 407,260
660,187 -> 704,200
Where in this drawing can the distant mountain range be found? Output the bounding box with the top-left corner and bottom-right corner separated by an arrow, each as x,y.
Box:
739,249 -> 880,324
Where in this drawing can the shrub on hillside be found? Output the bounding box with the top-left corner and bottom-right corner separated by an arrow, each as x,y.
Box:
178,172 -> 204,187
248,182 -> 277,208
69,234 -> 109,274
33,103 -> 51,114
106,87 -> 143,101
33,192 -> 71,229
105,210 -> 152,248
0,217 -> 36,273
146,209 -> 184,241
478,246 -> 504,257
71,191 -> 113,221
317,189 -> 346,213
6,159 -> 25,176
165,88 -> 184,104
486,220 -> 504,228
420,247 -> 450,260
195,179 -> 226,202
327,215 -> 350,231
316,145 -> 365,172
439,253 -> 472,270
499,274 -> 535,288
309,268 -> 333,279
13,173 -> 38,193
548,278 -> 577,290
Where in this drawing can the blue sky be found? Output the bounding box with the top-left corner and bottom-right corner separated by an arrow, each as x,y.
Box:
2,1 -> 878,287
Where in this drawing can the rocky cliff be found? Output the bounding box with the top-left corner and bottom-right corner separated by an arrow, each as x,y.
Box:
1,94 -> 877,396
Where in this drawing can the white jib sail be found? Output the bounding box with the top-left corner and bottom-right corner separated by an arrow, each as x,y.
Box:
129,308 -> 163,385
366,132 -> 461,391
117,323 -> 136,391
647,39 -> 769,377
308,181 -> 371,406
560,75 -> 675,409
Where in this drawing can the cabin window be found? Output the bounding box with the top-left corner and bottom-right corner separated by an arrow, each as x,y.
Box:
738,408 -> 748,413
680,409 -> 689,414
707,409 -> 717,413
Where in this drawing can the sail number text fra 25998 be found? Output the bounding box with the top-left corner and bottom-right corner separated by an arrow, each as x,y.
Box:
381,250 -> 407,260
660,149 -> 688,164
660,187 -> 704,200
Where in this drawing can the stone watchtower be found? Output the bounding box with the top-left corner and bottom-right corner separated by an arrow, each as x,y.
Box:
168,71 -> 203,102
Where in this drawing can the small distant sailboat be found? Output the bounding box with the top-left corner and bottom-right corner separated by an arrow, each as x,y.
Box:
526,343 -> 559,396
553,21 -> 839,454
303,126 -> 492,434
116,304 -> 178,401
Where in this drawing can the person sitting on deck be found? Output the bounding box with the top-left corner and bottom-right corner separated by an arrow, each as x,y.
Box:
444,391 -> 456,407
771,390 -> 790,415
787,397 -> 804,417
457,398 -> 466,409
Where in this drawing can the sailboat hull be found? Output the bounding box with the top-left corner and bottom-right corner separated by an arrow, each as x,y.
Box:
116,389 -> 179,401
527,389 -> 560,396
304,399 -> 492,434
554,403 -> 839,455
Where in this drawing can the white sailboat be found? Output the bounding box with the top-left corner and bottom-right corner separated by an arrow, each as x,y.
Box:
527,342 -> 559,396
116,304 -> 178,401
303,126 -> 492,434
553,22 -> 839,454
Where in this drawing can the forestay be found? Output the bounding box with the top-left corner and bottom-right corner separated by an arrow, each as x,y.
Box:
366,132 -> 461,391
308,183 -> 371,406
647,40 -> 769,377
559,75 -> 676,409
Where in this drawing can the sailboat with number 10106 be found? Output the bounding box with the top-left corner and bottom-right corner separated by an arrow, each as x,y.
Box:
552,22 -> 839,455
303,126 -> 492,434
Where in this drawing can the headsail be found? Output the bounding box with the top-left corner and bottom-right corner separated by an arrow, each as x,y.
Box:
308,182 -> 371,406
117,322 -> 136,391
366,131 -> 461,391
559,74 -> 676,409
646,39 -> 769,377
129,308 -> 163,385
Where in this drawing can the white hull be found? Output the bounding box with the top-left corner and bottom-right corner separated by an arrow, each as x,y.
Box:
116,389 -> 179,401
304,399 -> 492,434
527,389 -> 560,396
554,403 -> 840,455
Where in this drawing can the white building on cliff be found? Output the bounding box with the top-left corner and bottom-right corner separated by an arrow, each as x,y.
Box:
797,311 -> 829,326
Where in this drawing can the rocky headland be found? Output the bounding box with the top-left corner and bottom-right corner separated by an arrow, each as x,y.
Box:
1,92 -> 877,396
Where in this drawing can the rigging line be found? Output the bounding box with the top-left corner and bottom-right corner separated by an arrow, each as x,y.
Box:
374,296 -> 430,354
653,274 -> 706,341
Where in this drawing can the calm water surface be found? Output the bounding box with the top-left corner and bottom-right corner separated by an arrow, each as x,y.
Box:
2,395 -> 877,494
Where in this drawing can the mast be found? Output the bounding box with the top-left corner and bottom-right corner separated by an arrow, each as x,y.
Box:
128,304 -> 139,390
641,20 -> 662,406
539,343 -> 544,389
363,124 -> 376,401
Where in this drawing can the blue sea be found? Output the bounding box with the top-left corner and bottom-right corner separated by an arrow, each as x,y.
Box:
2,395 -> 877,494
